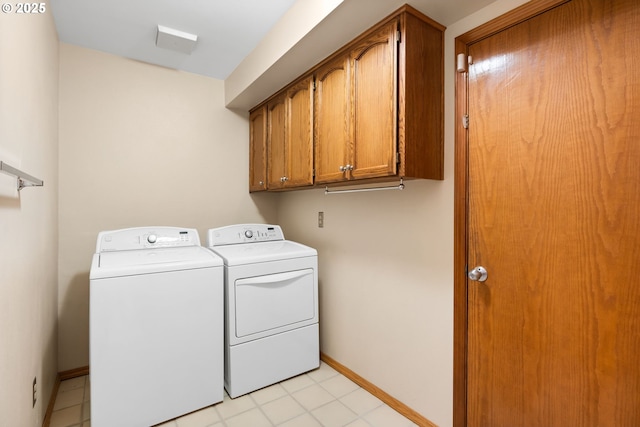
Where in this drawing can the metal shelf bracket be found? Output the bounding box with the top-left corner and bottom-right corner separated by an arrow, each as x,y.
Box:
0,161 -> 44,191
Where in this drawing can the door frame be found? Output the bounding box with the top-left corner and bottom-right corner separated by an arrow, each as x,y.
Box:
452,1 -> 571,426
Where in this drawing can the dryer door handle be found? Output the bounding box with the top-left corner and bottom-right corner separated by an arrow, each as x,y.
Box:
236,270 -> 313,288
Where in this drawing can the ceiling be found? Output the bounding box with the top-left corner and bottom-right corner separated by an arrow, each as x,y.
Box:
52,0 -> 497,81
51,0 -> 299,80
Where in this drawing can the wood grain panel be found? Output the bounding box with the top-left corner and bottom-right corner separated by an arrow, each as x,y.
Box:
314,55 -> 350,184
466,0 -> 640,425
452,37 -> 469,427
250,5 -> 445,191
249,106 -> 267,192
286,76 -> 314,187
398,9 -> 444,180
454,2 -> 574,425
350,20 -> 397,179
458,0 -> 571,45
267,95 -> 286,189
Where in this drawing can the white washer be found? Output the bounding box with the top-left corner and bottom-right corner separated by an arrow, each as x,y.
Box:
207,224 -> 319,398
89,227 -> 224,427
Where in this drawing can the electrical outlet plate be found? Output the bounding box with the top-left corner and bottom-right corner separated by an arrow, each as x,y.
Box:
318,212 -> 324,228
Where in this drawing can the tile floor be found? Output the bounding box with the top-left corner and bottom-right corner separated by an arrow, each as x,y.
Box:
49,362 -> 418,427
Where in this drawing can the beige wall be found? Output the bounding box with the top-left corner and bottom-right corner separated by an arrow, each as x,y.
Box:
0,2 -> 59,426
275,1 -> 530,426
57,44 -> 278,370
277,181 -> 453,425
52,1 -> 533,426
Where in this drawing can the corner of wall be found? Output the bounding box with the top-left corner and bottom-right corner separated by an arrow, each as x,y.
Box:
0,1 -> 60,425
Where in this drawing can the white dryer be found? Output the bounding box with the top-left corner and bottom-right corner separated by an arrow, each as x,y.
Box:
207,224 -> 319,398
89,227 -> 224,427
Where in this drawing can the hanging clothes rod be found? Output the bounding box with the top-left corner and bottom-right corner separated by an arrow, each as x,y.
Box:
0,161 -> 44,191
324,178 -> 404,195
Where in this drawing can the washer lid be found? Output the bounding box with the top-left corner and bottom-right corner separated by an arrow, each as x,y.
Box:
91,246 -> 223,279
209,240 -> 317,266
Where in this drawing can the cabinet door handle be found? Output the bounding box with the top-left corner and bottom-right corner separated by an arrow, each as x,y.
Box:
339,165 -> 346,172
346,164 -> 354,171
280,176 -> 289,182
259,181 -> 264,186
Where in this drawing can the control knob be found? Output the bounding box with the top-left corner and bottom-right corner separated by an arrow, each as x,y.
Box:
147,234 -> 157,244
244,230 -> 254,239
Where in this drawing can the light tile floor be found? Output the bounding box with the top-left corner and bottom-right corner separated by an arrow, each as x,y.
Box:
49,362 -> 418,427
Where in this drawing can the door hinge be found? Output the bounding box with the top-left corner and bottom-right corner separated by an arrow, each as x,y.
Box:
463,114 -> 469,129
312,79 -> 316,91
397,30 -> 401,43
396,152 -> 400,164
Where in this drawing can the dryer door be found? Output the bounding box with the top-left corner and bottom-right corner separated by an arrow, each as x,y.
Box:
235,269 -> 315,338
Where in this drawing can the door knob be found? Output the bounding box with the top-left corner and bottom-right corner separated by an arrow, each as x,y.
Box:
468,266 -> 488,282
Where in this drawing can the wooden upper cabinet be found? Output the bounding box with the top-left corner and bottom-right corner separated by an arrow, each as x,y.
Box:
266,76 -> 314,190
315,21 -> 398,185
249,106 -> 267,192
397,8 -> 444,180
314,6 -> 444,186
350,20 -> 398,180
285,76 -> 314,188
314,55 -> 350,184
267,94 -> 286,189
250,5 -> 445,191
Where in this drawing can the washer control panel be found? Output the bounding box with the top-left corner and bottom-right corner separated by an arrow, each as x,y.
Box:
207,224 -> 284,247
96,227 -> 200,252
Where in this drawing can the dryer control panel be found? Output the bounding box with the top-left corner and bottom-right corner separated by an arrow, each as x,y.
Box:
207,224 -> 284,246
96,227 -> 200,252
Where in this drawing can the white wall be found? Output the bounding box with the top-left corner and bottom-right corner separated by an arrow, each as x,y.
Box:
57,44 -> 278,370
0,2 -> 59,426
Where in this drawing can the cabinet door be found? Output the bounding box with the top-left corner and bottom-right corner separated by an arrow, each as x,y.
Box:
314,55 -> 351,184
285,76 -> 314,188
249,106 -> 267,192
267,95 -> 286,189
350,20 -> 398,179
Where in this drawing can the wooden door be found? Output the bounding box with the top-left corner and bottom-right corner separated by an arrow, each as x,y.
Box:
267,94 -> 286,190
249,106 -> 267,192
350,20 -> 398,179
465,1 -> 640,426
285,76 -> 314,188
314,55 -> 350,184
